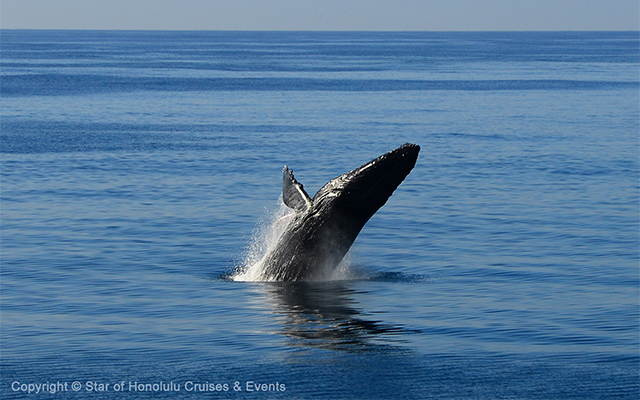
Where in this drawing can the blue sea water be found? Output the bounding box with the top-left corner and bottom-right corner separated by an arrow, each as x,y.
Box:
1,30 -> 639,399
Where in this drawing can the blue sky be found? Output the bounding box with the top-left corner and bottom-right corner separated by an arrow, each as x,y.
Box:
2,0 -> 638,31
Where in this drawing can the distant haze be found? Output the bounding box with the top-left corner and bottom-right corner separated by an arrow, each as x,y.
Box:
2,0 -> 638,31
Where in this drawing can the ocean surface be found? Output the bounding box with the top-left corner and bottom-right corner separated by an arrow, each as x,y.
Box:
1,30 -> 638,399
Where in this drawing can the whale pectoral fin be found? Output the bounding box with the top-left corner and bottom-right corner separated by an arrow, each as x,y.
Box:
283,166 -> 312,212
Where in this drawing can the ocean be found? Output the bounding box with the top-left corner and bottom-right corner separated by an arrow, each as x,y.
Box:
1,30 -> 638,399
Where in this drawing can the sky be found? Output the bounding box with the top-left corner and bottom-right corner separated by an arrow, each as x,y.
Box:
1,0 -> 639,31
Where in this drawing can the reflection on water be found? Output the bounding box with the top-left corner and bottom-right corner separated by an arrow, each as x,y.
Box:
256,281 -> 417,352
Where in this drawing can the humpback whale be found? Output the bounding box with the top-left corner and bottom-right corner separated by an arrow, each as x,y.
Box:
258,143 -> 420,281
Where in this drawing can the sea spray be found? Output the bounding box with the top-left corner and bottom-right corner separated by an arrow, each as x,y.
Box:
232,199 -> 294,281
232,198 -> 357,282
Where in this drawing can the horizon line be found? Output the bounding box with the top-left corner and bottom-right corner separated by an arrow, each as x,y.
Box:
2,28 -> 638,33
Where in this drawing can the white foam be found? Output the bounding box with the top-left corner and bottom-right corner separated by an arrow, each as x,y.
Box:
232,199 -> 294,282
231,198 -> 356,282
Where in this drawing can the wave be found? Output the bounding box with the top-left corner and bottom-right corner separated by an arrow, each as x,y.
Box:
3,74 -> 637,96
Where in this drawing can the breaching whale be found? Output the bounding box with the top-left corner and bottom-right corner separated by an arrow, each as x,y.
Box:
258,143 -> 420,281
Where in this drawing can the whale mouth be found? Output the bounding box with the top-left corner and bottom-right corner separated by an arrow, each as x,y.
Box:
361,143 -> 420,188
350,143 -> 420,186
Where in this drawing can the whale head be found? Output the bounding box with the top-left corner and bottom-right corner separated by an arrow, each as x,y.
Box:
310,143 -> 420,227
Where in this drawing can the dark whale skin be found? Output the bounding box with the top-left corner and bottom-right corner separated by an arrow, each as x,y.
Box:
259,143 -> 420,281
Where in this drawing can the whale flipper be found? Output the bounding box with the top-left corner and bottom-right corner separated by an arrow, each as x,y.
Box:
282,166 -> 312,212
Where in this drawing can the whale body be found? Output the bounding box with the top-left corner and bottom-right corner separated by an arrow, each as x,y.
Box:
258,143 -> 420,281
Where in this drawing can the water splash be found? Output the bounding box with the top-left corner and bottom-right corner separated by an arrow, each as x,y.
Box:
232,199 -> 292,282
231,198 -> 359,282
